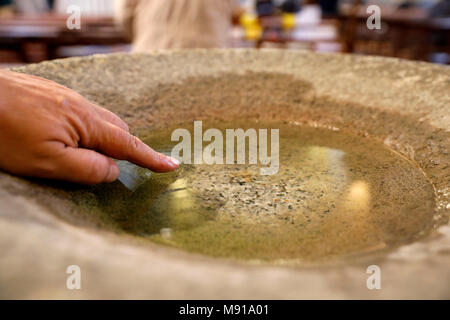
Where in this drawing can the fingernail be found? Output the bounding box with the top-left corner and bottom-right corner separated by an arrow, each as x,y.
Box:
106,164 -> 120,182
166,156 -> 180,167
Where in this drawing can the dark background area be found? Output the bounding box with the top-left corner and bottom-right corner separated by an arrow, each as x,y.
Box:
0,0 -> 449,68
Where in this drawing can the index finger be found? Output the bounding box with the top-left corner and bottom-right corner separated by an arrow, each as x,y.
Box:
83,119 -> 179,173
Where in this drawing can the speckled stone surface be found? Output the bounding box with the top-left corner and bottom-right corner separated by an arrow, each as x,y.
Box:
0,49 -> 449,299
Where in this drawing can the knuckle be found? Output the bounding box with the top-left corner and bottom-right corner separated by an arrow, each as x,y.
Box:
77,108 -> 92,124
56,94 -> 71,110
86,157 -> 108,183
76,111 -> 96,145
157,152 -> 165,165
127,135 -> 141,152
57,91 -> 87,113
56,94 -> 93,130
119,120 -> 130,132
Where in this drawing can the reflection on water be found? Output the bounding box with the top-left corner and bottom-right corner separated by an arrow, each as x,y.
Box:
90,122 -> 436,262
166,179 -> 194,209
346,180 -> 371,211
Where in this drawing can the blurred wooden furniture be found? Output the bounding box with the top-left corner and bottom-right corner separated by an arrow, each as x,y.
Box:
0,14 -> 129,63
338,5 -> 450,63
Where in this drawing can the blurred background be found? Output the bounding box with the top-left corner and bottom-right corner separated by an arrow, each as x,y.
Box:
0,0 -> 449,69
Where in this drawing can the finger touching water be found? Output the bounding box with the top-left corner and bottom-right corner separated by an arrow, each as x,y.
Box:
82,119 -> 180,174
0,70 -> 179,184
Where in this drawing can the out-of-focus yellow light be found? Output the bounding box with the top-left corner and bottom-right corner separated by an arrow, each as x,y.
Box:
240,13 -> 262,40
240,13 -> 258,28
282,13 -> 295,30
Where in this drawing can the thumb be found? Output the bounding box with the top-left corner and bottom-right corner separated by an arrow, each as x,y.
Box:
52,147 -> 120,184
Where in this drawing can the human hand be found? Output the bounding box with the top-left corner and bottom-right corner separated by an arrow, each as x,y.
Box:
0,70 -> 179,184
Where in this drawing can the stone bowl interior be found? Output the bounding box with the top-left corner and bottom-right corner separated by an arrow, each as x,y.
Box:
1,49 -> 449,299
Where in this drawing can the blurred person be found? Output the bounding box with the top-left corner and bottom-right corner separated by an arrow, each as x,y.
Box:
115,0 -> 237,51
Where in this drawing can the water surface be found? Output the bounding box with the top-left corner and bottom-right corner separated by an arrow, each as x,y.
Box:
92,122 -> 436,262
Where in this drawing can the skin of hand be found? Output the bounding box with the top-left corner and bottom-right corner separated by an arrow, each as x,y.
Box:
0,70 -> 179,184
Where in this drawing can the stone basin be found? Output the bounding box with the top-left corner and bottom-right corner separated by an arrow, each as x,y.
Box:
0,49 -> 449,299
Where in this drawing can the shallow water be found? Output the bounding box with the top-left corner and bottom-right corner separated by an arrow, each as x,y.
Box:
92,122 -> 436,262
